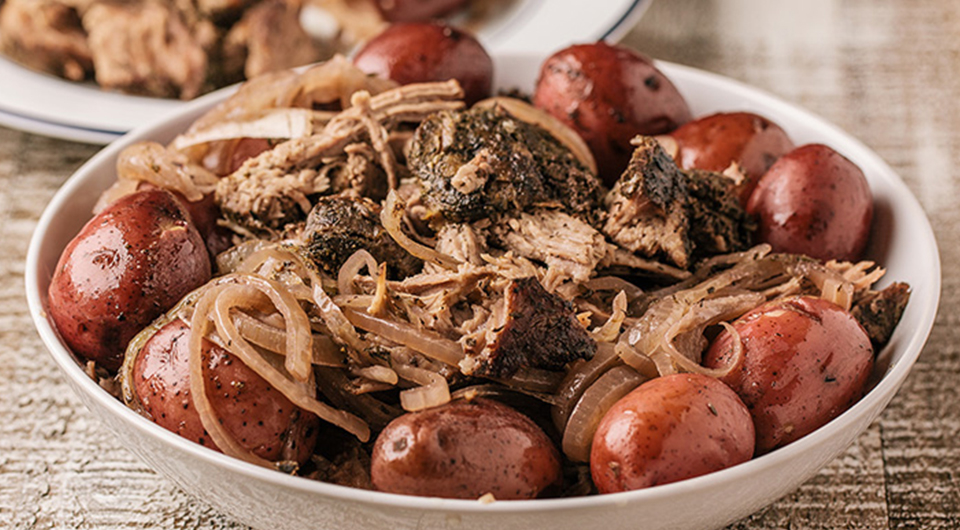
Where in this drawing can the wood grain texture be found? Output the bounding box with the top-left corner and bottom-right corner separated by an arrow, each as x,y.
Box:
0,1 -> 956,528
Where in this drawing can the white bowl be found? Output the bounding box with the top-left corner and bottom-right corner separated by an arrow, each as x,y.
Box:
25,52 -> 940,530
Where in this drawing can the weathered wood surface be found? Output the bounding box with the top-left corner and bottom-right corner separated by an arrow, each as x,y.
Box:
0,0 -> 956,528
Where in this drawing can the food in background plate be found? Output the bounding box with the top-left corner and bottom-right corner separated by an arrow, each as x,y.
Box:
48,40 -> 910,500
0,0 -> 489,99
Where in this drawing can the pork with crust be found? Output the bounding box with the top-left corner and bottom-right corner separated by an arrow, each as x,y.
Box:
300,195 -> 421,279
459,276 -> 596,379
603,136 -> 753,269
408,104 -> 603,225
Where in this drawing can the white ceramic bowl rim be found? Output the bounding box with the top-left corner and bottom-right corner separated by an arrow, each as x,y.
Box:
25,60 -> 941,516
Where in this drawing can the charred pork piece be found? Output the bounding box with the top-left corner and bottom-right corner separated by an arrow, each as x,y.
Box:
603,136 -> 752,269
222,0 -> 323,81
301,196 -> 421,278
82,0 -> 216,99
685,168 -> 754,257
0,0 -> 92,81
851,282 -> 911,349
408,105 -> 602,224
460,277 -> 596,379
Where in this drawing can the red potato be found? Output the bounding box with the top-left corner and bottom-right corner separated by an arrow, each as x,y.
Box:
670,112 -> 795,204
353,22 -> 492,106
174,191 -> 234,258
371,398 -> 561,499
703,296 -> 874,454
590,373 -> 754,493
132,319 -> 319,463
136,182 -> 234,258
47,189 -> 211,370
373,0 -> 469,22
533,42 -> 693,186
746,143 -> 873,261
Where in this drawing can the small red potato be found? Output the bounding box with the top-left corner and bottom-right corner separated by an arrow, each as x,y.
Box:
371,398 -> 561,499
703,296 -> 874,454
132,319 -> 318,463
48,189 -> 211,370
746,143 -> 873,261
590,373 -> 754,493
353,22 -> 492,105
671,112 -> 794,204
533,42 -> 692,185
135,182 -> 234,258
373,0 -> 469,22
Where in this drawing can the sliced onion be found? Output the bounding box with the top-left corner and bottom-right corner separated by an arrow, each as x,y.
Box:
314,367 -> 401,431
613,341 -> 659,380
382,190 -> 461,270
341,306 -> 465,366
492,367 -> 565,394
216,239 -> 273,274
172,109 -> 329,151
659,294 -> 762,378
212,284 -> 371,442
220,275 -> 314,382
584,276 -> 644,301
189,285 -> 274,468
551,342 -> 621,433
591,291 -> 627,343
391,361 -> 451,412
351,365 -> 399,385
232,311 -> 346,367
665,322 -> 744,379
474,97 -> 598,175
561,365 -> 647,462
338,250 -> 378,295
116,142 -> 218,201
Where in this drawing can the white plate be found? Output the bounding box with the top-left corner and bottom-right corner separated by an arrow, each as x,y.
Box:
25,53 -> 940,530
0,0 -> 650,144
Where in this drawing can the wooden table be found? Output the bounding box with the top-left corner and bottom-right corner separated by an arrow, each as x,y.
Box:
1,0 -> 955,528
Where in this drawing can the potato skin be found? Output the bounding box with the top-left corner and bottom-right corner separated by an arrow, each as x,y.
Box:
746,143 -> 873,261
590,373 -> 754,493
533,42 -> 692,185
373,0 -> 469,22
353,22 -> 492,105
703,296 -> 874,454
132,319 -> 318,463
47,189 -> 211,370
671,112 -> 794,204
370,398 -> 561,499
